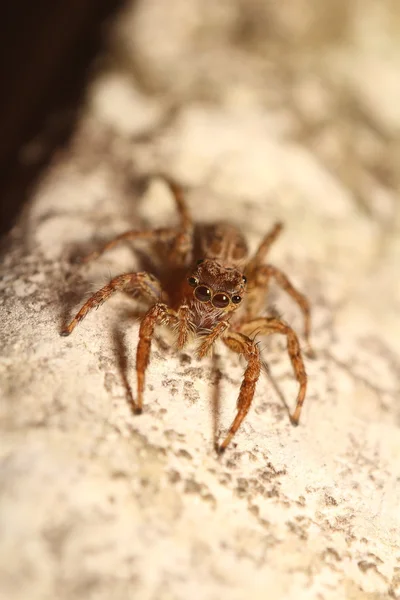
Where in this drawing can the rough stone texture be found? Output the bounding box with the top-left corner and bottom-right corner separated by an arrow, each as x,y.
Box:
1,2 -> 400,599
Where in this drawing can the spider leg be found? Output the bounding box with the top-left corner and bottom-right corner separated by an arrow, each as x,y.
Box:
162,177 -> 194,268
79,177 -> 193,266
239,317 -> 307,426
246,221 -> 283,270
135,302 -> 185,412
78,228 -> 178,264
196,320 -> 231,359
164,176 -> 192,232
245,264 -> 314,356
60,272 -> 165,336
218,332 -> 261,452
175,304 -> 192,349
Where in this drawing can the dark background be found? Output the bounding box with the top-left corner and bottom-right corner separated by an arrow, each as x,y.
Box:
0,0 -> 126,237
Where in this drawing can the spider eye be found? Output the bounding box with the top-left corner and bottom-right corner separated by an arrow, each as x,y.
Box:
242,276 -> 247,284
231,295 -> 242,304
196,259 -> 204,265
195,286 -> 212,302
212,293 -> 230,308
188,276 -> 199,287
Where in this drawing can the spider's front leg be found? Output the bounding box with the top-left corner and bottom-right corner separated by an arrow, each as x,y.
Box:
60,271 -> 165,336
218,332 -> 261,453
196,320 -> 231,359
239,317 -> 307,426
135,302 -> 191,412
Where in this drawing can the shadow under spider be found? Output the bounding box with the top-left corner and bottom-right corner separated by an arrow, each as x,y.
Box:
58,274 -> 89,334
211,352 -> 223,452
111,310 -> 144,415
260,357 -> 292,421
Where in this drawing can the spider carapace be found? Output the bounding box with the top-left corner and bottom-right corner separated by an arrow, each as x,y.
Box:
61,177 -> 313,452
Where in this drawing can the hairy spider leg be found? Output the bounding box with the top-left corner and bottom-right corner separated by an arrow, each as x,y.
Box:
246,264 -> 314,356
60,272 -> 164,336
246,221 -> 283,270
196,320 -> 231,359
79,177 -> 194,266
159,177 -> 194,268
78,228 -> 178,264
135,302 -> 191,411
239,317 -> 307,425
218,332 -> 261,452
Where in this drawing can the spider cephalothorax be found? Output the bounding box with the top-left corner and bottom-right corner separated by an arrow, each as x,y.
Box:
189,258 -> 245,304
61,177 -> 313,452
182,258 -> 247,333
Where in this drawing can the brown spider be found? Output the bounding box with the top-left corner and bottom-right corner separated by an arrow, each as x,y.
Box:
61,177 -> 313,452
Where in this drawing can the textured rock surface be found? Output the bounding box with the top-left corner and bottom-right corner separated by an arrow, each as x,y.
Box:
1,2 -> 400,599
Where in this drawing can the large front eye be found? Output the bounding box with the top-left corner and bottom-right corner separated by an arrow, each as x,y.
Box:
195,286 -> 212,302
212,293 -> 230,308
188,276 -> 199,287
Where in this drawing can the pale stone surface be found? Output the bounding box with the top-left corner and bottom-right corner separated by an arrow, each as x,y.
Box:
1,2 -> 400,600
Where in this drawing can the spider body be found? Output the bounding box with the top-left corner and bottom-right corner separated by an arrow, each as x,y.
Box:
61,178 -> 313,452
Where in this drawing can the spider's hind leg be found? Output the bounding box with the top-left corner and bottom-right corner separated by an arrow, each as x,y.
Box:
161,177 -> 194,268
79,177 -> 194,266
78,228 -> 176,264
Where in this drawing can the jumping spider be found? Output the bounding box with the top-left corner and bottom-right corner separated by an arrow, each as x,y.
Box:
61,177 -> 313,452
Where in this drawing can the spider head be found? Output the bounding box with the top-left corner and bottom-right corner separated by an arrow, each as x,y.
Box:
186,258 -> 247,311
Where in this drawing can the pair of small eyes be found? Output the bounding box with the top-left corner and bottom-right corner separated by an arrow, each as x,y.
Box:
188,276 -> 246,307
